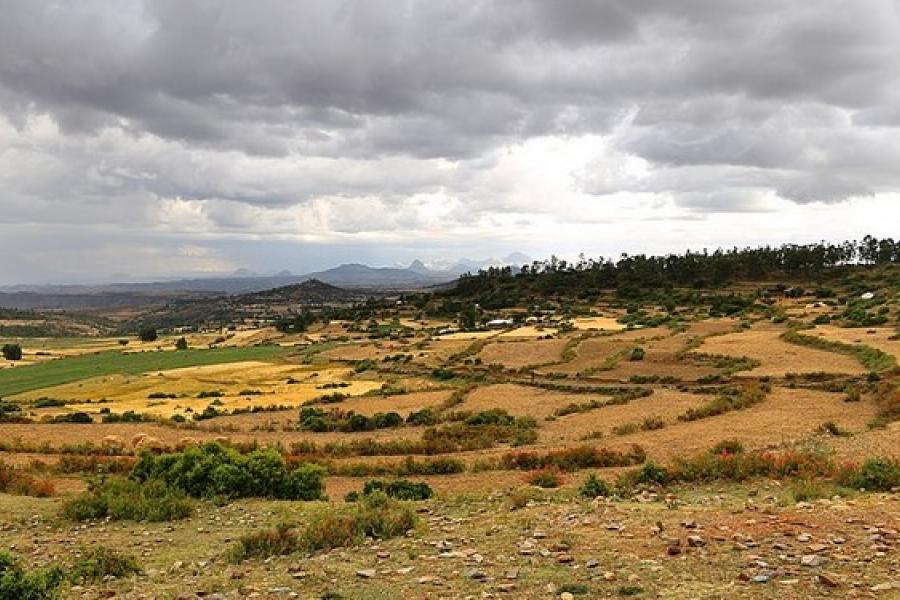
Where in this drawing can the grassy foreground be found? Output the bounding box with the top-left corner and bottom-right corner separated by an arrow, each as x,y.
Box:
0,345 -> 290,397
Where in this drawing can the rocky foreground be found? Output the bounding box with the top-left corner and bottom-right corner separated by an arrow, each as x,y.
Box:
0,481 -> 898,599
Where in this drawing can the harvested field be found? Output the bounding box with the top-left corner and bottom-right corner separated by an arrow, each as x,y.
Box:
541,389 -> 710,443
496,325 -> 558,338
808,325 -> 900,361
411,338 -> 476,366
570,316 -> 626,331
476,338 -> 567,368
608,386 -> 878,459
435,330 -> 499,340
459,383 -> 617,420
696,324 -> 866,377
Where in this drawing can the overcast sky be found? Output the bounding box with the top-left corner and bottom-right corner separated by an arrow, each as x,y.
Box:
2,1 -> 900,284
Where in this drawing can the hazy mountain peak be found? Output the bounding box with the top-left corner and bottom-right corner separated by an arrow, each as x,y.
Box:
407,259 -> 429,273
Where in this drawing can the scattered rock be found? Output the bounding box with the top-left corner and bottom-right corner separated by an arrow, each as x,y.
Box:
687,535 -> 706,548
356,569 -> 377,579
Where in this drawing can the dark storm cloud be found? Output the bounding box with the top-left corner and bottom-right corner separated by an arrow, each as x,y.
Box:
0,0 -> 899,283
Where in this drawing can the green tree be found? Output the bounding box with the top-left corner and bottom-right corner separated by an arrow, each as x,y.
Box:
1,344 -> 22,361
174,337 -> 188,350
138,327 -> 158,342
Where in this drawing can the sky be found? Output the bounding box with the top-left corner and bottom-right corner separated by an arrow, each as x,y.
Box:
1,1 -> 900,284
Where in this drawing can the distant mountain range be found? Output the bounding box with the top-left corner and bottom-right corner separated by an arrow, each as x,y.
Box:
0,254 -> 531,310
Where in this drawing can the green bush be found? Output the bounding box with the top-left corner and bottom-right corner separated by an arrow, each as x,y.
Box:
629,347 -> 646,361
0,551 -> 65,599
406,408 -> 439,426
353,359 -> 377,373
62,478 -> 194,522
840,457 -> 900,491
32,398 -> 66,408
131,443 -> 326,501
348,479 -> 433,501
579,473 -> 612,498
1,344 -> 22,361
627,461 -> 670,486
71,546 -> 141,583
49,412 -> 92,424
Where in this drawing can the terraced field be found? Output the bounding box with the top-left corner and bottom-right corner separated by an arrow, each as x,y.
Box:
0,290 -> 898,599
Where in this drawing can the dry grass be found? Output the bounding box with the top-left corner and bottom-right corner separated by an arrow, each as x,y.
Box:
459,384 -> 616,420
697,324 -> 866,377
476,338 -> 568,369
570,316 -> 627,331
808,325 -> 900,361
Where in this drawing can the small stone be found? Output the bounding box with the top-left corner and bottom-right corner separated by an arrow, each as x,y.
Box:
465,569 -> 488,581
356,569 -> 377,579
496,583 -> 517,593
687,535 -> 706,548
560,593 -> 575,600
752,574 -> 772,584
817,574 -> 840,588
504,569 -> 519,580
801,555 -> 826,568
556,553 -> 574,564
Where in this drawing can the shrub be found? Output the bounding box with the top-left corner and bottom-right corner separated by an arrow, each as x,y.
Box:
62,478 -> 194,522
818,421 -> 850,437
71,546 -> 141,583
629,347 -> 646,361
400,456 -> 465,475
628,461 -> 670,486
174,337 -> 188,350
679,383 -> 768,422
353,359 -> 377,373
406,408 -> 439,426
0,462 -> 55,497
790,479 -> 834,503
525,467 -> 564,488
229,493 -> 416,562
1,344 -> 22,361
579,473 -> 612,498
49,412 -> 93,424
32,397 -> 66,408
0,551 -> 65,599
101,411 -> 147,424
346,479 -> 433,502
372,412 -> 403,429
138,327 -> 157,342
503,445 -> 646,472
839,457 -> 900,491
131,443 -> 326,501
709,439 -> 744,455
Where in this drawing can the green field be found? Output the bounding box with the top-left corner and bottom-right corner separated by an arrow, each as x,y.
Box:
0,345 -> 291,397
